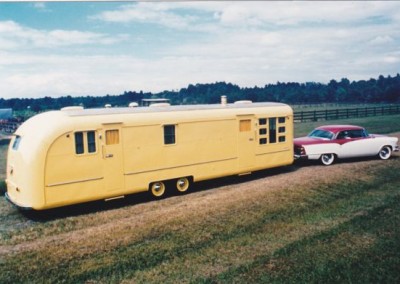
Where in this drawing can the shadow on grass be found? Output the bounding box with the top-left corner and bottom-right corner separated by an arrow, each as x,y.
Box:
21,164 -> 299,221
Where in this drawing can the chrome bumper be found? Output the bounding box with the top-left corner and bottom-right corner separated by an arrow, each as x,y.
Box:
294,154 -> 308,160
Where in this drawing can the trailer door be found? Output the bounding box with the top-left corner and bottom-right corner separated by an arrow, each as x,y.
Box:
237,115 -> 255,170
102,124 -> 125,192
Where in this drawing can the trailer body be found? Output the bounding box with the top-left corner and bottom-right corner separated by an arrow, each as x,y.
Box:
6,102 -> 293,210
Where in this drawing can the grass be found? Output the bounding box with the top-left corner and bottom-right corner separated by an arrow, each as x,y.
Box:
0,152 -> 399,282
203,165 -> 400,283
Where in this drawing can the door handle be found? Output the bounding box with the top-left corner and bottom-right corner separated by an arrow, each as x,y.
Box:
105,154 -> 114,158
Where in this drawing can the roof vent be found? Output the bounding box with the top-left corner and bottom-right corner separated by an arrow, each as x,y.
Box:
234,100 -> 252,104
61,106 -> 84,111
149,103 -> 171,107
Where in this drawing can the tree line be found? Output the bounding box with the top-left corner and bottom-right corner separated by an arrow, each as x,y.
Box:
1,74 -> 399,112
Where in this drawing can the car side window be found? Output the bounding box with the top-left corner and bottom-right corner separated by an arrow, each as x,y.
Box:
337,131 -> 350,139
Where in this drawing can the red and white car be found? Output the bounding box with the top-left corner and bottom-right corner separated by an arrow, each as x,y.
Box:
294,125 -> 399,165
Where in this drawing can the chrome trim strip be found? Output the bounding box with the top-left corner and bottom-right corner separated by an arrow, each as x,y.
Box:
47,177 -> 104,187
124,157 -> 237,176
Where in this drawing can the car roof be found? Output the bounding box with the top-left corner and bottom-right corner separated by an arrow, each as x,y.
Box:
315,125 -> 364,133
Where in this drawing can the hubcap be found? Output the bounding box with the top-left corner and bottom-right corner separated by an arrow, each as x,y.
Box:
177,178 -> 189,192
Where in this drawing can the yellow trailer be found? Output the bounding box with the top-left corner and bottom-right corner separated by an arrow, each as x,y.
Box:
6,101 -> 293,210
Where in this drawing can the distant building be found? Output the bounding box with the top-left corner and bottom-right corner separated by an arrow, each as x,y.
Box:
0,108 -> 12,120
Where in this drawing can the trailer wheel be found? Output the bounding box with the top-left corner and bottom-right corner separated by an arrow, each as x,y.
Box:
150,181 -> 166,198
176,177 -> 190,193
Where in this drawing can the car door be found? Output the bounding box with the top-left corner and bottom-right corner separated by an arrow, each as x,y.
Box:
337,129 -> 371,158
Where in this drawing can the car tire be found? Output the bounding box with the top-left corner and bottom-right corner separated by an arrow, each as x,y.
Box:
378,146 -> 392,160
320,153 -> 335,166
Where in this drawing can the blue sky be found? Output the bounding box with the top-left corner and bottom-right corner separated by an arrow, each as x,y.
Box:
0,1 -> 399,99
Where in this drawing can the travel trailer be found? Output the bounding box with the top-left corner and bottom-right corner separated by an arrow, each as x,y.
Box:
6,101 -> 293,210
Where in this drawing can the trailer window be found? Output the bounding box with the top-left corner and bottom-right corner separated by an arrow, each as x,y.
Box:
75,132 -> 84,154
269,118 -> 277,143
258,117 -> 287,145
239,120 -> 251,132
259,128 -> 267,135
87,131 -> 96,153
164,125 -> 176,145
75,131 -> 97,155
106,130 -> 119,145
259,138 -> 267,144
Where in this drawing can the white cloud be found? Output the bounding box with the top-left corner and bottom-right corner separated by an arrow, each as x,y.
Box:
93,2 -> 400,29
92,3 -> 198,30
369,35 -> 394,45
0,20 -> 128,51
2,1 -> 400,99
32,2 -> 50,12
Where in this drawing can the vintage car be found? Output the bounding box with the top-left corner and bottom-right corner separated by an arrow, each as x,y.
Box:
294,125 -> 399,165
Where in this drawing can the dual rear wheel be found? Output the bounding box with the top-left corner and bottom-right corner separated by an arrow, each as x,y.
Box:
149,177 -> 191,198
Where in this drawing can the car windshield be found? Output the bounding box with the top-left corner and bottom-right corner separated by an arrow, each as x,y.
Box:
308,129 -> 334,140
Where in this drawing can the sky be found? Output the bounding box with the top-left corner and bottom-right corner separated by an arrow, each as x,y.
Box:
0,1 -> 399,99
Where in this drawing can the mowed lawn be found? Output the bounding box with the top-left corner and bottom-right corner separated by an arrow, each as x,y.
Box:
0,116 -> 399,283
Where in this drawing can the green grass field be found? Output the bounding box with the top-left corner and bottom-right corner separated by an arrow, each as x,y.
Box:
294,114 -> 400,137
0,114 -> 399,283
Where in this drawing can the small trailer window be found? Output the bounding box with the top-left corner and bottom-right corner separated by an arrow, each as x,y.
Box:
259,128 -> 267,135
164,125 -> 176,145
106,130 -> 119,145
259,118 -> 267,125
12,135 -> 21,151
239,120 -> 251,132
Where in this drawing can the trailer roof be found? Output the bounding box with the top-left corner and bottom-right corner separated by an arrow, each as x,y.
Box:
63,102 -> 289,117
